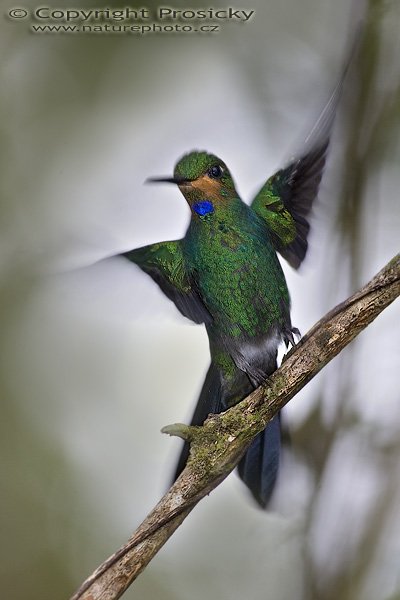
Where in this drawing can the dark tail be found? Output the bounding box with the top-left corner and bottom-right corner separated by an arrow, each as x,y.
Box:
237,415 -> 281,507
173,362 -> 222,481
173,361 -> 281,508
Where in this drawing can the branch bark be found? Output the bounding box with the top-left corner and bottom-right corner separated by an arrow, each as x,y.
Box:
71,253 -> 400,600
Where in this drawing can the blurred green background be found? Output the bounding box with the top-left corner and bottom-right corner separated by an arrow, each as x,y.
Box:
1,0 -> 399,599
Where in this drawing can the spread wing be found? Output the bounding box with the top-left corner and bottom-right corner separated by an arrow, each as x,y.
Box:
251,55 -> 350,269
122,240 -> 211,324
250,141 -> 329,269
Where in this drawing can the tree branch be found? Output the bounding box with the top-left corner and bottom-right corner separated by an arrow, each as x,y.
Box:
71,253 -> 400,600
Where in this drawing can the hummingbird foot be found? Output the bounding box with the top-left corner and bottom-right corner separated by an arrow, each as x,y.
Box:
283,327 -> 301,348
161,422 -> 197,442
246,364 -> 269,388
234,342 -> 278,387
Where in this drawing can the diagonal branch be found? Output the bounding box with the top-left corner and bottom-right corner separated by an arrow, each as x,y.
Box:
71,253 -> 400,600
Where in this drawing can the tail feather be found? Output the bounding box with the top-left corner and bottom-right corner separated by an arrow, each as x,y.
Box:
173,362 -> 222,481
237,415 -> 281,507
173,360 -> 282,509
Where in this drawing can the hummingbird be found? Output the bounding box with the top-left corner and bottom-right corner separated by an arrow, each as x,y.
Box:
120,68 -> 346,507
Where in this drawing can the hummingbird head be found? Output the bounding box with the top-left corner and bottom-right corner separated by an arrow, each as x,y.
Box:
147,151 -> 238,217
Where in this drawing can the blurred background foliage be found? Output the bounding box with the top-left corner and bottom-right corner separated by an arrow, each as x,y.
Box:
1,0 -> 399,598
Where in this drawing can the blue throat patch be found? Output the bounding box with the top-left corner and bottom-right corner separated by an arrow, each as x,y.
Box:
193,200 -> 214,217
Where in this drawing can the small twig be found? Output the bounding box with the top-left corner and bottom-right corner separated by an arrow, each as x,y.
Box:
71,253 -> 399,600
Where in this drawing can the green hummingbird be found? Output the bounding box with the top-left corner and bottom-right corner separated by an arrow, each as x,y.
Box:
121,71 -> 345,507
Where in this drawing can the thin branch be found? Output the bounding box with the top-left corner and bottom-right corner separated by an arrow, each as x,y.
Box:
71,253 -> 400,600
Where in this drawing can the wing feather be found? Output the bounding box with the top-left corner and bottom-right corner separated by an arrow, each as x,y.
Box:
251,51 -> 353,268
122,241 -> 212,324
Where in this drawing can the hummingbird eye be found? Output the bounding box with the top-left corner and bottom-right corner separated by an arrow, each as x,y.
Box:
208,165 -> 224,179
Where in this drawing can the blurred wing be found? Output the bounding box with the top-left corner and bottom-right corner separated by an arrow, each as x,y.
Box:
122,240 -> 211,324
251,141 -> 329,269
251,54 -> 351,269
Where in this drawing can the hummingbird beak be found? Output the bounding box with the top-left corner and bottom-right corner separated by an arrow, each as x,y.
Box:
145,176 -> 192,185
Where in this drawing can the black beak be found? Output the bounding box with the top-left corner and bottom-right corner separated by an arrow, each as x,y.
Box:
145,176 -> 192,185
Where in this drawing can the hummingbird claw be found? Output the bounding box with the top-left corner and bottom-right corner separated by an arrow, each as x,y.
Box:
248,366 -> 269,387
283,326 -> 301,348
